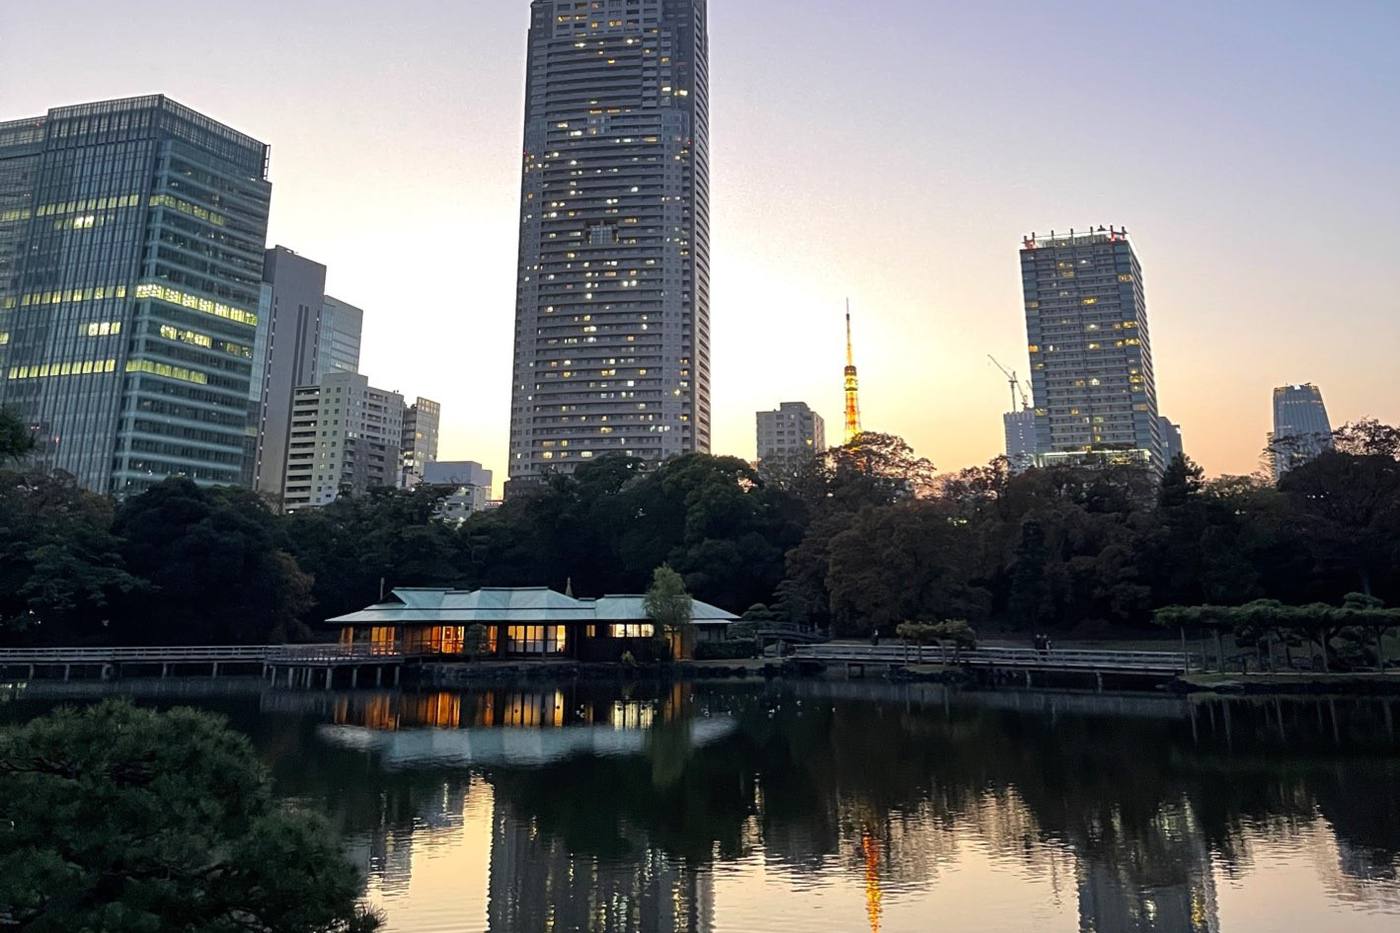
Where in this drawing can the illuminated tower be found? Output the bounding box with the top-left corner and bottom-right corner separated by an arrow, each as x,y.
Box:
843,305 -> 862,445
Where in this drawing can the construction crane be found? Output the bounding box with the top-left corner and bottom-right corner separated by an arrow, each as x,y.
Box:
988,355 -> 1030,411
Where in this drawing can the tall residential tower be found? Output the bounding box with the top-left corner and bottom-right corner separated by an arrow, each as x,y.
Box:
1020,228 -> 1162,470
0,96 -> 271,494
507,0 -> 711,492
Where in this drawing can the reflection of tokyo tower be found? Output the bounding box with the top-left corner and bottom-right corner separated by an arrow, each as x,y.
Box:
844,302 -> 862,445
861,830 -> 883,933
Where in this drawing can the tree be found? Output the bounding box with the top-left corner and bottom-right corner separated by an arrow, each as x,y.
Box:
1280,446 -> 1400,596
0,700 -> 379,932
644,564 -> 693,658
0,472 -> 141,643
822,432 -> 937,510
0,408 -> 34,462
114,479 -> 314,644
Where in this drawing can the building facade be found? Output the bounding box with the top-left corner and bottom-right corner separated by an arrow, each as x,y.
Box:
1158,415 -> 1184,465
1021,227 -> 1162,470
282,371 -> 403,511
400,397 -> 441,487
423,460 -> 493,522
317,295 -> 362,378
1271,383 -> 1332,478
253,247 -> 326,497
0,96 -> 271,494
250,248 -> 367,499
507,0 -> 711,493
756,402 -> 825,466
1003,408 -> 1037,473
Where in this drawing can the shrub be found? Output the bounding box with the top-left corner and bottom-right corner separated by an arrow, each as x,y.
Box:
694,640 -> 759,661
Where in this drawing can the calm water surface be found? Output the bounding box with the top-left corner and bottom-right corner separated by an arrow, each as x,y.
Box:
4,679 -> 1400,933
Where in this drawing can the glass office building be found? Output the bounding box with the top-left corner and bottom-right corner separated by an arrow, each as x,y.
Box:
507,0 -> 711,492
0,95 -> 271,494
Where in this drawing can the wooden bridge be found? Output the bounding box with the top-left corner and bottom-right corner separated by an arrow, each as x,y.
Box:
792,643 -> 1196,686
755,623 -> 828,645
0,644 -> 403,688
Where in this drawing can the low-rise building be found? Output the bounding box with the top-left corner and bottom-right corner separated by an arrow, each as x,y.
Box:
329,586 -> 738,661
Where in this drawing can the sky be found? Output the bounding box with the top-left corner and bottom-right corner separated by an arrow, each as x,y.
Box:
4,0 -> 1398,487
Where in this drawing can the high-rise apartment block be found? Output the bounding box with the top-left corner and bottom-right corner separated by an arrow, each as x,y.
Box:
400,397 -> 441,488
1271,383 -> 1332,478
251,246 -> 365,499
507,0 -> 711,493
282,372 -> 403,511
0,96 -> 271,494
756,402 -> 825,466
1021,228 -> 1162,470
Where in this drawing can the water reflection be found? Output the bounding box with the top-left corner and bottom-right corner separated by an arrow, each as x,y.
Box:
4,680 -> 1398,932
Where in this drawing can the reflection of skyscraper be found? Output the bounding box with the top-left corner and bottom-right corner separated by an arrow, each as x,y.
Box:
487,798 -> 714,933
1075,805 -> 1220,933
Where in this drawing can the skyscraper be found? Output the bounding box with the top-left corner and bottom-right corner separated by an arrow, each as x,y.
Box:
507,0 -> 711,493
251,248 -> 367,499
400,397 -> 441,488
282,372 -> 403,512
1020,227 -> 1162,470
1270,383 -> 1332,478
843,308 -> 862,445
756,402 -> 825,466
0,96 -> 271,494
253,247 -> 326,498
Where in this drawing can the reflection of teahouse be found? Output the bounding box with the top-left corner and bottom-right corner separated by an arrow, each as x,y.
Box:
328,587 -> 739,661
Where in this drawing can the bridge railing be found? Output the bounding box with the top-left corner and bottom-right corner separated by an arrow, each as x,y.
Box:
264,644 -> 403,664
791,643 -> 1195,672
0,645 -> 275,665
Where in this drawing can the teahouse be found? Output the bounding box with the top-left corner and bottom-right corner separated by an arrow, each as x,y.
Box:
329,587 -> 739,661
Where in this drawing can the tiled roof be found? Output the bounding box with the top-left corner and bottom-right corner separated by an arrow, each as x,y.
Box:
327,587 -> 739,626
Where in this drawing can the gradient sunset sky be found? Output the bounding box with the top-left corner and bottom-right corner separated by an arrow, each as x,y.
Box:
6,0 -> 1398,484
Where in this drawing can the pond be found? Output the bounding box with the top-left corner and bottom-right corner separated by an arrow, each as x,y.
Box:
4,678 -> 1399,932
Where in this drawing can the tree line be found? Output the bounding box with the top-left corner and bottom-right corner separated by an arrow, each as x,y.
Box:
2,409 -> 1397,645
